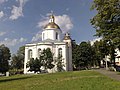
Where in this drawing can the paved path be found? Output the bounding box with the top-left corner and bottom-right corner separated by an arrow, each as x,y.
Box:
94,68 -> 120,81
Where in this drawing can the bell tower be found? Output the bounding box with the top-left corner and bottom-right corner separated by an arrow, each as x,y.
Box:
63,33 -> 73,71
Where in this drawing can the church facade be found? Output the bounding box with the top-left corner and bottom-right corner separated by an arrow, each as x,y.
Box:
24,14 -> 73,74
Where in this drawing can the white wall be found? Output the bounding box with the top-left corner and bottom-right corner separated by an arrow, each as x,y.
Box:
24,43 -> 70,74
42,29 -> 61,41
63,39 -> 73,71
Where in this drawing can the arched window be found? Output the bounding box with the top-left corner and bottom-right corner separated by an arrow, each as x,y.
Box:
58,48 -> 62,57
28,49 -> 32,59
56,32 -> 58,40
38,48 -> 41,57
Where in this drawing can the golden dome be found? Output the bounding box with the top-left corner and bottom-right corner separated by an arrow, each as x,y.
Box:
44,22 -> 60,29
44,14 -> 60,30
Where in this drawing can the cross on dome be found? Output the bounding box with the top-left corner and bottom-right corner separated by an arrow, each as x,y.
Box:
44,11 -> 60,30
49,11 -> 55,23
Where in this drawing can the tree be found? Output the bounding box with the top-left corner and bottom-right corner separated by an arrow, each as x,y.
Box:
0,44 -> 11,73
40,48 -> 54,70
91,0 -> 120,67
92,40 -> 110,67
78,42 -> 93,69
72,41 -> 93,70
17,46 -> 25,56
72,40 -> 79,69
11,46 -> 25,70
72,41 -> 95,70
27,58 -> 42,73
54,54 -> 64,72
11,54 -> 23,69
27,48 -> 54,73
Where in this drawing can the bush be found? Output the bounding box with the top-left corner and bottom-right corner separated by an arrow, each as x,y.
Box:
9,69 -> 23,75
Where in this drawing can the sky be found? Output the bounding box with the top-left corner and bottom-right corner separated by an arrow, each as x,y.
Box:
0,0 -> 97,54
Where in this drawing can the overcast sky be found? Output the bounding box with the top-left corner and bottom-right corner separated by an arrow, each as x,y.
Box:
0,0 -> 97,54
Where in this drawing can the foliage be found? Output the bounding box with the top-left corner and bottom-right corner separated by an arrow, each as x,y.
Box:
0,71 -> 120,90
78,42 -> 93,69
11,54 -> 24,70
54,54 -> 64,72
72,41 -> 94,69
9,69 -> 23,75
11,46 -> 25,70
91,0 -> 120,67
91,0 -> 120,45
27,58 -> 42,73
72,40 -> 79,69
17,46 -> 25,56
92,40 -> 110,67
40,48 -> 54,70
0,44 -> 11,73
27,48 -> 54,73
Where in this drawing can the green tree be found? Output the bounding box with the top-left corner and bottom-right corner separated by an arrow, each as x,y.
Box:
72,40 -> 79,69
73,42 -> 93,70
40,48 -> 54,70
0,44 -> 11,73
11,46 -> 25,70
91,0 -> 120,67
17,46 -> 25,56
92,40 -> 110,67
11,54 -> 23,69
27,58 -> 42,73
54,54 -> 64,72
27,48 -> 54,73
78,42 -> 93,69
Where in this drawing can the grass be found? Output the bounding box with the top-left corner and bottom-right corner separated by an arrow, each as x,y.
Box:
0,70 -> 120,90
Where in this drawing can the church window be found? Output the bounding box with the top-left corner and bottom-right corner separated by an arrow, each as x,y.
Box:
38,48 -> 41,57
58,48 -> 62,57
28,49 -> 32,59
56,32 -> 58,40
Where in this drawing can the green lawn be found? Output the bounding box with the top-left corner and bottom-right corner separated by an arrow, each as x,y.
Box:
0,70 -> 120,90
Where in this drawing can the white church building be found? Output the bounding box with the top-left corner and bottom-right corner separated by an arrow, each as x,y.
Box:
24,14 -> 73,74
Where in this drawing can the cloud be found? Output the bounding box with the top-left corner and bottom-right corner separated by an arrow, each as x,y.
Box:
9,5 -> 23,20
9,0 -> 29,20
0,0 -> 6,4
55,15 -> 73,33
33,14 -> 73,42
0,37 -> 27,46
90,38 -> 102,45
0,31 -> 6,36
37,14 -> 73,33
31,31 -> 42,42
0,11 -> 4,18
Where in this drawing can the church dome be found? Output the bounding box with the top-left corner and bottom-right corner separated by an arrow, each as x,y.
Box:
44,22 -> 60,29
44,15 -> 60,30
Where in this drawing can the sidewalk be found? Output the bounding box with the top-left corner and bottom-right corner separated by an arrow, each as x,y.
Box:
94,68 -> 120,81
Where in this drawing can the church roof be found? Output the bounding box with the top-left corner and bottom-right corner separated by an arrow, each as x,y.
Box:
44,15 -> 61,30
26,39 -> 66,46
44,22 -> 60,30
41,39 -> 65,44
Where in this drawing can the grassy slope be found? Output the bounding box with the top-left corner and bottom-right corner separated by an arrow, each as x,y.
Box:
0,70 -> 120,90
